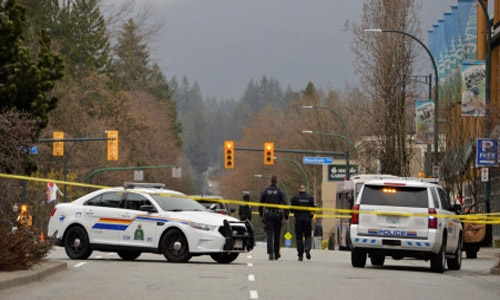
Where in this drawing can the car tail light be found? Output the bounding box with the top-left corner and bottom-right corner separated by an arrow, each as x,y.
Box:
352,204 -> 360,224
51,208 -> 57,217
428,208 -> 437,229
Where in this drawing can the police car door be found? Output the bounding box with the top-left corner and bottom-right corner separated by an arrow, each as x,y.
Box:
119,193 -> 158,248
83,191 -> 123,245
436,187 -> 460,251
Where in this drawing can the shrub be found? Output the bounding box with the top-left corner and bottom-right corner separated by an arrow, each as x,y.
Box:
0,225 -> 52,271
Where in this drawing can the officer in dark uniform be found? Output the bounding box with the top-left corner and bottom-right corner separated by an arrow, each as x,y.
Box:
290,184 -> 315,261
239,191 -> 252,221
259,175 -> 289,260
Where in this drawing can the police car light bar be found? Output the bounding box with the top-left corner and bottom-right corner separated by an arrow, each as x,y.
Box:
124,182 -> 166,189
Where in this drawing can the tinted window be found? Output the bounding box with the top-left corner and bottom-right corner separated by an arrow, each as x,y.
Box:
437,188 -> 451,210
124,193 -> 152,210
84,192 -> 122,208
151,195 -> 207,211
360,185 -> 429,208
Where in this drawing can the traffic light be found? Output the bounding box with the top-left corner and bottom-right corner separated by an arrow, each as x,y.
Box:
224,140 -> 234,169
107,130 -> 119,161
17,204 -> 32,227
53,131 -> 64,156
264,142 -> 274,165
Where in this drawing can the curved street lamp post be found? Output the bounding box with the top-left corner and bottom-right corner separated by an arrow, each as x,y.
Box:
302,105 -> 350,180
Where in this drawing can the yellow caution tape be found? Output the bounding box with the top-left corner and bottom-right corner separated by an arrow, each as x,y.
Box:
2,173 -> 499,224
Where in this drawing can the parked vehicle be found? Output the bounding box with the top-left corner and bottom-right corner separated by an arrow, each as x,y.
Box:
350,178 -> 463,273
48,183 -> 254,263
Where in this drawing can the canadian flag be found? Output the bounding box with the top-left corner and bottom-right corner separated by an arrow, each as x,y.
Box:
47,182 -> 61,202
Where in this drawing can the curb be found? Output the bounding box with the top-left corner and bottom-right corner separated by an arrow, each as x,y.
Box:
0,261 -> 67,291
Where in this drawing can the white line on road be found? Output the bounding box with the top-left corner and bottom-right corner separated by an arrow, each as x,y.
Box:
74,262 -> 86,268
247,262 -> 253,267
250,290 -> 259,299
248,274 -> 255,281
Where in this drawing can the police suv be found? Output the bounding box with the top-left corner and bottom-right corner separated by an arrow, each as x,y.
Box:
349,178 -> 463,273
48,183 -> 254,263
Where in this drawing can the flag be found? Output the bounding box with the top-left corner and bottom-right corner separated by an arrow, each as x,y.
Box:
47,182 -> 60,202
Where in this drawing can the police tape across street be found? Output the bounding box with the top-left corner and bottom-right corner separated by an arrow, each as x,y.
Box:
1,173 -> 500,224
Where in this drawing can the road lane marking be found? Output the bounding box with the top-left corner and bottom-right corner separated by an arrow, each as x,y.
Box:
250,290 -> 259,299
74,262 -> 86,268
248,274 -> 255,281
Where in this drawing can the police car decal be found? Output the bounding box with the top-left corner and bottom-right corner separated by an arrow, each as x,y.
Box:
91,215 -> 190,231
367,228 -> 417,237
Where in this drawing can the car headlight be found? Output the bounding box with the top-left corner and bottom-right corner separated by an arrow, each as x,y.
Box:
190,222 -> 217,231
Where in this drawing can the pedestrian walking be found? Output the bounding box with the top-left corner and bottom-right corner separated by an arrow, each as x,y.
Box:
259,175 -> 289,260
290,184 -> 315,261
313,219 -> 323,250
239,191 -> 252,221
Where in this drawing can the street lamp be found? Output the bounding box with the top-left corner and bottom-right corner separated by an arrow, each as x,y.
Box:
364,28 -> 439,172
302,105 -> 350,180
274,156 -> 309,192
302,130 -> 357,152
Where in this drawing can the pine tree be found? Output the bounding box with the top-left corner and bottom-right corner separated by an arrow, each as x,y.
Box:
59,0 -> 112,78
0,0 -> 64,131
113,18 -> 150,90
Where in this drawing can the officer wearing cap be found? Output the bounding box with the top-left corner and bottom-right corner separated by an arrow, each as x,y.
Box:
290,184 -> 315,261
259,175 -> 289,260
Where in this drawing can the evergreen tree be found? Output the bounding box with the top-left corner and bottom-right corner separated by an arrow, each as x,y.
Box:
113,18 -> 150,90
59,0 -> 112,78
0,0 -> 64,131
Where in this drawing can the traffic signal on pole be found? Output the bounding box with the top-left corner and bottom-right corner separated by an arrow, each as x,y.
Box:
224,140 -> 234,169
17,204 -> 32,227
107,130 -> 119,161
53,131 -> 64,156
264,142 -> 274,165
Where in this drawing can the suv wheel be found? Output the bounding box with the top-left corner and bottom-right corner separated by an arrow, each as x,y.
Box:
351,248 -> 367,268
430,235 -> 446,273
447,235 -> 462,270
370,254 -> 385,266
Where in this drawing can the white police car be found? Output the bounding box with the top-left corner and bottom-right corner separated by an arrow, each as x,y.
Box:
349,178 -> 463,273
48,183 -> 254,263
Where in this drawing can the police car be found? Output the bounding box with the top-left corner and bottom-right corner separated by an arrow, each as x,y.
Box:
349,178 -> 463,273
48,183 -> 254,263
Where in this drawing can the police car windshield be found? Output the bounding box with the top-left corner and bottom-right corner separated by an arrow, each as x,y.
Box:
360,185 -> 428,208
151,195 -> 206,212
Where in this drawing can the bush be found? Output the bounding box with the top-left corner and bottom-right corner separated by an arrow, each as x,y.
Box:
0,225 -> 52,271
327,231 -> 336,250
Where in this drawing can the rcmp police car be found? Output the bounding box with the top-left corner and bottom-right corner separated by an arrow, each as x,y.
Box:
48,183 -> 254,263
349,178 -> 463,273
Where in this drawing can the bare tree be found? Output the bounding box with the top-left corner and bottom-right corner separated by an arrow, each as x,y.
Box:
346,0 -> 421,176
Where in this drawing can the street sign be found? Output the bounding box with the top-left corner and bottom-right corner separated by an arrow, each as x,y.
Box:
481,167 -> 489,182
328,164 -> 358,181
476,138 -> 498,167
303,156 -> 333,164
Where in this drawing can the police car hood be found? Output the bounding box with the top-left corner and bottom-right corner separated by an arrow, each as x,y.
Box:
169,210 -> 240,225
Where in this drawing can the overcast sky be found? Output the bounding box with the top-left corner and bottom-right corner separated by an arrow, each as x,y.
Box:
154,0 -> 461,100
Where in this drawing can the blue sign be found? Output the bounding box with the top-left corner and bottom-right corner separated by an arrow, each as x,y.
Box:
303,156 -> 333,164
476,138 -> 498,167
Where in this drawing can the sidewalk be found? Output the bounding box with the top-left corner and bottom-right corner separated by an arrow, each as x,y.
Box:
478,247 -> 500,275
0,260 -> 67,291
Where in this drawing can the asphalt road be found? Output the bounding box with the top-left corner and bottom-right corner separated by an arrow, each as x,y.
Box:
1,244 -> 499,300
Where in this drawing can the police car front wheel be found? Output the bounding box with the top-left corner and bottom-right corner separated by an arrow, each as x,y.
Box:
161,229 -> 192,263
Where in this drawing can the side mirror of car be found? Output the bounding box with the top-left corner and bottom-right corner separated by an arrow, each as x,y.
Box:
140,205 -> 157,213
450,203 -> 463,214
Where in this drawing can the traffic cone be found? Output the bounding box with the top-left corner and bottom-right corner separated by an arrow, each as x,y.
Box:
40,232 -> 45,242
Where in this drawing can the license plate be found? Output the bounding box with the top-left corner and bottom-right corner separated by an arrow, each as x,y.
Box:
234,239 -> 243,248
386,216 -> 399,224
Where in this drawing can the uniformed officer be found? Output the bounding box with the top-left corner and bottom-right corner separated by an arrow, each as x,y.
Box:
290,184 -> 315,261
259,175 -> 289,260
239,191 -> 252,221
